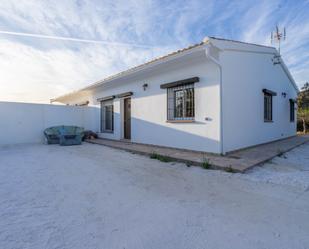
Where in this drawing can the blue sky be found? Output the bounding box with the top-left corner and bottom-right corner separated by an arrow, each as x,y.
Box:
0,0 -> 308,103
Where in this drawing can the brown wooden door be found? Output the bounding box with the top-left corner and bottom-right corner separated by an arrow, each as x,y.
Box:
124,98 -> 131,139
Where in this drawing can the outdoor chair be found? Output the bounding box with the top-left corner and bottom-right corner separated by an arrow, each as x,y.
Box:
44,126 -> 84,145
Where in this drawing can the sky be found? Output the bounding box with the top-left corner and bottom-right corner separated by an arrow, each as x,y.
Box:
0,0 -> 308,103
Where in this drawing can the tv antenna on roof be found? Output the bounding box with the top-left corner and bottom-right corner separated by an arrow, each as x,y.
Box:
271,25 -> 286,55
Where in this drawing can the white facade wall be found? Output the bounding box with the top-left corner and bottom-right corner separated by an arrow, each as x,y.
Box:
0,102 -> 100,145
90,56 -> 221,153
221,50 -> 297,152
51,40 -> 298,154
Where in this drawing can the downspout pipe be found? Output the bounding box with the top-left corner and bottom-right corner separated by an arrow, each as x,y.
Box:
204,44 -> 224,155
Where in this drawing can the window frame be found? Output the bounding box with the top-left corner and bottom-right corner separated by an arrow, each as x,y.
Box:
289,100 -> 295,122
264,93 -> 273,122
167,83 -> 195,122
100,100 -> 114,133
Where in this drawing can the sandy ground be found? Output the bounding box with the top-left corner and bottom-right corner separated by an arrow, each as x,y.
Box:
0,142 -> 309,249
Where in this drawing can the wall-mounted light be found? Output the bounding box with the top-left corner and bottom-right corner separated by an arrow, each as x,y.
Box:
282,92 -> 287,98
143,83 -> 148,91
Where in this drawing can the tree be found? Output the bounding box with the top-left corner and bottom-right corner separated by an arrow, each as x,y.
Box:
297,82 -> 309,133
298,109 -> 309,133
301,82 -> 309,91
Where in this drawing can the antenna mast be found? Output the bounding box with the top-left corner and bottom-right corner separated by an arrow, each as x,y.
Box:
271,25 -> 286,54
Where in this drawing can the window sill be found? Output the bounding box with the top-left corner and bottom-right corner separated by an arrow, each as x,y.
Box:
166,119 -> 195,123
264,120 -> 273,123
101,130 -> 114,134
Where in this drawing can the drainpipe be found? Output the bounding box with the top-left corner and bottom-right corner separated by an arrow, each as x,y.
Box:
204,43 -> 224,155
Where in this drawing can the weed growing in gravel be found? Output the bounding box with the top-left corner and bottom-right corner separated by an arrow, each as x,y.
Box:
150,153 -> 172,162
202,158 -> 211,169
225,166 -> 236,173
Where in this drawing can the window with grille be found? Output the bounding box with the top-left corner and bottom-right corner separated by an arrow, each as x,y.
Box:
101,100 -> 114,132
264,93 -> 273,122
290,100 -> 295,122
167,83 -> 194,120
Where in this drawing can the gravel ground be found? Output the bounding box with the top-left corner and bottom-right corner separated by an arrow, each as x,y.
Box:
0,142 -> 309,249
243,142 -> 309,191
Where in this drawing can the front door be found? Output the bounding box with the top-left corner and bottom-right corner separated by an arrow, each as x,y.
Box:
124,98 -> 131,139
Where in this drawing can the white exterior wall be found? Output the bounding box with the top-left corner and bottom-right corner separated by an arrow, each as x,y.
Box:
0,102 -> 100,145
90,55 -> 221,153
221,50 -> 297,153
51,40 -> 298,154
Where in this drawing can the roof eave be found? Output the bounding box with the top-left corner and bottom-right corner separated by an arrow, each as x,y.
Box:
52,43 -> 206,102
278,57 -> 299,93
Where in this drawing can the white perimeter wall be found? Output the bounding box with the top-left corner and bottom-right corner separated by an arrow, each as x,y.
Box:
89,55 -> 221,153
221,50 -> 297,153
0,102 -> 100,145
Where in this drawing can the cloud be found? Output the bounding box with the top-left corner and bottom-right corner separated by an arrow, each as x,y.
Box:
0,30 -> 155,48
235,0 -> 309,86
0,0 -> 177,103
237,0 -> 283,45
0,0 -> 308,103
0,38 -> 170,103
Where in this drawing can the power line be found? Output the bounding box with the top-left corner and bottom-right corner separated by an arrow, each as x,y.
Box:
0,30 -> 154,49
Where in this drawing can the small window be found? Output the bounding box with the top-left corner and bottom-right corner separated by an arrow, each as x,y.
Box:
264,93 -> 273,122
167,84 -> 194,121
290,100 -> 295,122
101,100 -> 114,132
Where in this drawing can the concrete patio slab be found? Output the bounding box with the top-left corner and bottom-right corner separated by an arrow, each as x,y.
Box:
86,135 -> 309,172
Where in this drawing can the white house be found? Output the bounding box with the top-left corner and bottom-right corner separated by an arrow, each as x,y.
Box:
52,37 -> 298,154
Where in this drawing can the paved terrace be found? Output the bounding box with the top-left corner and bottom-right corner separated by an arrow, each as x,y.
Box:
86,135 -> 309,173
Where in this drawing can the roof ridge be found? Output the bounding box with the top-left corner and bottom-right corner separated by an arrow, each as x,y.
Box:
51,37 -> 276,102
208,36 -> 276,49
51,41 -> 205,102
89,42 -> 205,88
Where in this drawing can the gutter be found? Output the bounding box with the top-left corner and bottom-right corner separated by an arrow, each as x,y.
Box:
204,41 -> 224,155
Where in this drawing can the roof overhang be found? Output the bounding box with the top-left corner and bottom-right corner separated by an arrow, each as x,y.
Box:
51,43 -> 206,103
277,57 -> 299,93
51,36 -> 299,103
